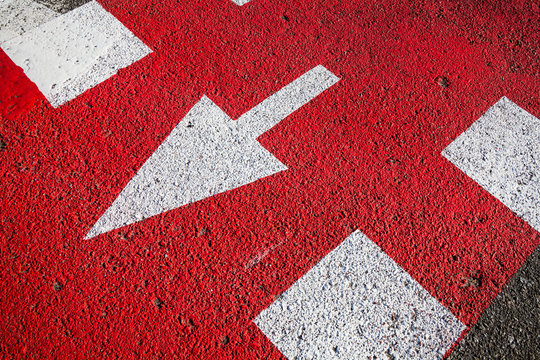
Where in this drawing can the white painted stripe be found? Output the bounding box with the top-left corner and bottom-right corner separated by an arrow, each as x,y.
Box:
0,0 -> 58,43
0,1 -> 151,107
237,65 -> 340,138
85,66 -> 339,239
255,230 -> 465,359
443,97 -> 540,232
231,0 -> 252,5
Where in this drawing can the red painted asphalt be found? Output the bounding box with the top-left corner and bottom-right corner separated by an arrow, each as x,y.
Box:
1,0 -> 539,358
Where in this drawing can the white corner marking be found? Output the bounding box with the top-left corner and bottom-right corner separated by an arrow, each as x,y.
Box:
255,230 -> 465,359
1,1 -> 152,107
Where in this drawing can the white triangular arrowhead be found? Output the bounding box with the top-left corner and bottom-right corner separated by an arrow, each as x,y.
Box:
85,96 -> 287,239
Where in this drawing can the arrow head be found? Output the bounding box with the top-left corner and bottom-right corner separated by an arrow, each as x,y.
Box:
85,96 -> 287,239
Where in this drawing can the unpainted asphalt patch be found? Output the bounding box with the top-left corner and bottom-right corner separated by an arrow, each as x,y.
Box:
449,245 -> 540,360
34,0 -> 91,14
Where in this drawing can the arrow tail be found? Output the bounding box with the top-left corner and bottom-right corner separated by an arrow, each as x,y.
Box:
236,65 -> 339,139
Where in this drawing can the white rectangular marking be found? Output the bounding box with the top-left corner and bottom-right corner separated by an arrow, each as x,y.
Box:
0,1 -> 151,107
443,97 -> 540,232
255,230 -> 465,359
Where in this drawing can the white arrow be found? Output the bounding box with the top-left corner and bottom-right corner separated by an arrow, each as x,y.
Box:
85,65 -> 339,239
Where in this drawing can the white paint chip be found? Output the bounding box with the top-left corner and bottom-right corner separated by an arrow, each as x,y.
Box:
255,230 -> 465,359
231,0 -> 252,5
443,97 -> 540,232
0,1 -> 151,107
85,66 -> 339,239
0,0 -> 58,43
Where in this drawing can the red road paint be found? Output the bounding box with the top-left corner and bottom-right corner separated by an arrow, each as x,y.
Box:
1,0 -> 539,358
0,51 -> 43,119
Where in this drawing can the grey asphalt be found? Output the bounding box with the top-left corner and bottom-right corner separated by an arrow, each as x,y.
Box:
449,245 -> 540,360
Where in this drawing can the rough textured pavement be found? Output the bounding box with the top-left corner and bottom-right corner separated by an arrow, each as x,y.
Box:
0,0 -> 538,359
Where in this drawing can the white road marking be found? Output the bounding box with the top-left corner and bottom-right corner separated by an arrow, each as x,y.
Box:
443,97 -> 540,233
0,0 -> 58,43
0,1 -> 151,107
237,65 -> 339,138
255,230 -> 465,359
231,0 -> 252,5
85,66 -> 339,239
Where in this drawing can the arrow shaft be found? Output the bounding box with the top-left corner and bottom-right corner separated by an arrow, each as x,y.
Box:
236,65 -> 339,138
